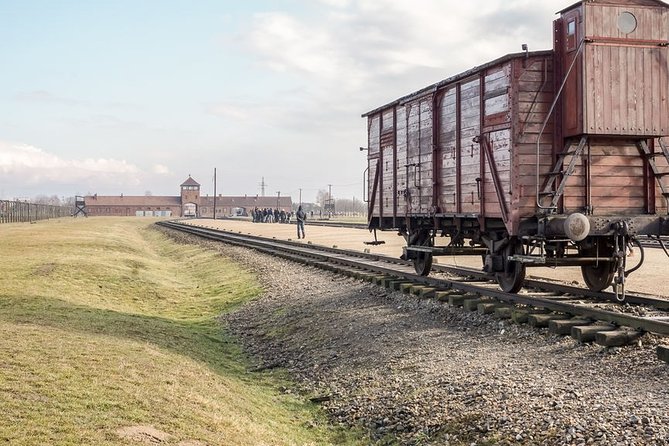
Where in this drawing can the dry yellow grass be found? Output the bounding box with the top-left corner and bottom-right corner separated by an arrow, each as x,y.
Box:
0,217 -> 362,445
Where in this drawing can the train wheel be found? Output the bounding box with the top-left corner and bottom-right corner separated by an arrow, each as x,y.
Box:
580,246 -> 616,292
412,230 -> 433,276
495,240 -> 526,293
414,251 -> 433,276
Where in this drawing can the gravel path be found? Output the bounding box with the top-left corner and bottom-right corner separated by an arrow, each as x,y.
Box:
165,229 -> 669,445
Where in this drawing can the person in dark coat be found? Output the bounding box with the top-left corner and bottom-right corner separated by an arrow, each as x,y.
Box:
296,205 -> 306,239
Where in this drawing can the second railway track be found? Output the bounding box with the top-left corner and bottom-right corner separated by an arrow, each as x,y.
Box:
158,220 -> 669,363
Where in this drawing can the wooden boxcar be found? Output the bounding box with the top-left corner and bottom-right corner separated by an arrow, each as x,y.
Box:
364,0 -> 669,298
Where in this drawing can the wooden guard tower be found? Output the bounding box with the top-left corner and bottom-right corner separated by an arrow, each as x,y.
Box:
73,195 -> 87,217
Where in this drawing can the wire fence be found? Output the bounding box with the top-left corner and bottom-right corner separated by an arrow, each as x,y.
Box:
0,200 -> 72,224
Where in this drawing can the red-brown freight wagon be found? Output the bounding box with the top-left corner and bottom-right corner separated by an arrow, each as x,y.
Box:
364,0 -> 669,298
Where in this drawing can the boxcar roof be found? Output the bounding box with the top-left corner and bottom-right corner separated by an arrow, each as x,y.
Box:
362,50 -> 553,117
558,0 -> 669,14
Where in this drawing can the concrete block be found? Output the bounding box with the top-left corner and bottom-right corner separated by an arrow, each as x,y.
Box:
372,276 -> 386,285
528,313 -> 569,328
493,307 -> 513,319
463,298 -> 484,312
595,329 -> 644,347
571,324 -> 617,343
435,291 -> 451,302
418,287 -> 436,298
549,318 -> 592,335
382,278 -> 397,288
410,286 -> 426,296
448,294 -> 468,307
477,302 -> 501,315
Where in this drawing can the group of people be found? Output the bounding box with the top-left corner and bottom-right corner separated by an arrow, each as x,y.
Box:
252,207 -> 292,224
252,206 -> 307,239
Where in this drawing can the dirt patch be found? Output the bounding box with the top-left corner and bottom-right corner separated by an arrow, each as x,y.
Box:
33,263 -> 56,277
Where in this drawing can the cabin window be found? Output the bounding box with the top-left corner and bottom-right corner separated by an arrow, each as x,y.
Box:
566,19 -> 577,50
618,12 -> 637,34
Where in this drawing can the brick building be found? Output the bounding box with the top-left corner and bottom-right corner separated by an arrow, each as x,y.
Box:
84,176 -> 292,217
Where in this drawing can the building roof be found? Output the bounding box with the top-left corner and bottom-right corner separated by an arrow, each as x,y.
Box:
84,195 -> 182,206
180,176 -> 200,187
200,195 -> 293,209
83,194 -> 293,209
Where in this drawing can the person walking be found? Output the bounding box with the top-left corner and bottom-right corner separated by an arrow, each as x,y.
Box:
296,205 -> 306,239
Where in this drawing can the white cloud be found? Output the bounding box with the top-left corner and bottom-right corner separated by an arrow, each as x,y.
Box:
219,0 -> 563,161
0,140 -> 142,190
317,0 -> 352,7
152,164 -> 170,174
205,103 -> 251,120
248,13 -> 345,80
243,0 -> 560,98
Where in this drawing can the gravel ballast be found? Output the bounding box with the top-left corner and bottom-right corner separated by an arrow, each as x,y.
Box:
167,230 -> 669,445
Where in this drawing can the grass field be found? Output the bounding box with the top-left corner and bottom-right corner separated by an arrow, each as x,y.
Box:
0,217 -> 361,445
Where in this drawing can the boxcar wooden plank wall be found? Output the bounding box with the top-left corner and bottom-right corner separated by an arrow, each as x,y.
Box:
563,140 -> 647,214
381,109 -> 395,218
405,100 -> 418,214
514,57 -> 555,223
584,45 -> 669,136
481,65 -> 513,220
581,3 -> 669,136
655,137 -> 669,214
396,106 -> 408,217
367,115 -> 381,217
439,87 -> 458,213
368,53 -> 556,233
418,100 -> 434,213
459,78 -> 482,214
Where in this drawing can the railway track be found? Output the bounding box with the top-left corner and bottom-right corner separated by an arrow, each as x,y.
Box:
157,220 -> 669,363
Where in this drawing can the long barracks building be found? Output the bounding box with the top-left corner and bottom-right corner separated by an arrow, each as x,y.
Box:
84,176 -> 292,218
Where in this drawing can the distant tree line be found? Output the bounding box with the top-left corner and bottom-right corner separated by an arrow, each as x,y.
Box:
293,189 -> 366,216
32,195 -> 76,207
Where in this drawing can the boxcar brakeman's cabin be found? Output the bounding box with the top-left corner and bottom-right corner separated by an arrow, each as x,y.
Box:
364,0 -> 669,299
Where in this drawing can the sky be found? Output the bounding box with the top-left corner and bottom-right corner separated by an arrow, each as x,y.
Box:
0,0 -> 566,202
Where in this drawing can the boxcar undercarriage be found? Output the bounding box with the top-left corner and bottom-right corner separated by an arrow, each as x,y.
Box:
371,211 -> 669,300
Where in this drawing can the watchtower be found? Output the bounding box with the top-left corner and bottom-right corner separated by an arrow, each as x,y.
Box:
73,195 -> 87,217
180,176 -> 200,217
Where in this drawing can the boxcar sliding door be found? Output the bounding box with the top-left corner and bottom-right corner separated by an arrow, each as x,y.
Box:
405,97 -> 434,215
367,114 -> 381,221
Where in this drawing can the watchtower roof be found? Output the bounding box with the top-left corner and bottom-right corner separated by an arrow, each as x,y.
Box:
180,176 -> 200,187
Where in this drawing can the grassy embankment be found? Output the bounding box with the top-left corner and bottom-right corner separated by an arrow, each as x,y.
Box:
0,217 -> 360,445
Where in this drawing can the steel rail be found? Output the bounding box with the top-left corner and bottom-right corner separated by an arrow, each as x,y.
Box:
157,220 -> 669,336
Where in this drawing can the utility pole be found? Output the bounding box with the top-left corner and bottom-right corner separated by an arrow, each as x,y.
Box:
259,177 -> 267,197
213,167 -> 217,220
299,188 -> 302,205
276,191 -> 280,209
328,184 -> 333,217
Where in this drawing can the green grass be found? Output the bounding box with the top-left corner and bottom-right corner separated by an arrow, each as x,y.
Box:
0,217 -> 362,445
